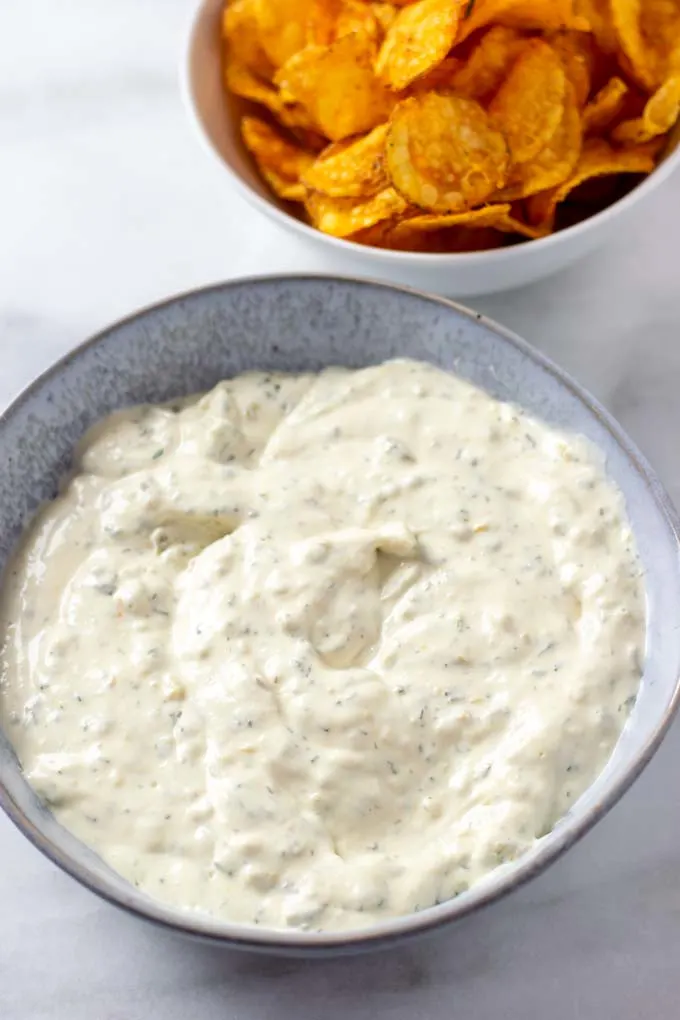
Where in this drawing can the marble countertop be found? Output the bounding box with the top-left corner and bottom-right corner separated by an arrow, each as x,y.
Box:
3,1 -> 680,1016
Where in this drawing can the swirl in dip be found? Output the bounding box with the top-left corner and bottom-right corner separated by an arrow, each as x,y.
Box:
0,359 -> 645,931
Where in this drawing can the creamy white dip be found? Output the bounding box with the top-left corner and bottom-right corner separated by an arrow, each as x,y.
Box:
0,359 -> 644,931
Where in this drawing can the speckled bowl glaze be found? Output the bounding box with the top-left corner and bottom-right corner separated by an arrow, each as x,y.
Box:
1,277 -> 680,956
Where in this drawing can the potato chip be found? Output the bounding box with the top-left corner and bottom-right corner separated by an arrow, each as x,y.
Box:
489,39 -> 567,164
583,76 -> 629,132
378,224 -> 507,251
456,0 -> 589,46
497,80 -> 582,199
610,0 -> 680,92
241,116 -> 315,200
260,168 -> 308,201
495,209 -> 550,237
275,34 -> 393,141
386,93 -> 509,212
408,56 -> 461,93
612,73 -> 680,142
390,203 -> 514,237
253,0 -> 337,68
375,0 -> 463,90
526,137 -> 656,227
224,61 -> 321,139
451,26 -> 524,100
223,0 -> 273,79
302,124 -> 389,197
335,0 -> 381,42
371,2 -> 399,33
549,30 -> 594,107
389,202 -> 549,241
574,0 -> 618,54
306,187 -> 407,235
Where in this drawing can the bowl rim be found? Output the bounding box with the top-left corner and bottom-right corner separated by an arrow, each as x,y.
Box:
181,0 -> 680,268
2,273 -> 680,955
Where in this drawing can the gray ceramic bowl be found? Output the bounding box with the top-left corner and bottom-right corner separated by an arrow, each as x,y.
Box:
1,276 -> 680,956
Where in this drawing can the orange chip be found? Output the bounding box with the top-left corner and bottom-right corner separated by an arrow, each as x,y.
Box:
489,39 -> 567,165
549,30 -> 594,107
375,0 -> 463,91
526,137 -> 657,227
224,62 -> 319,136
390,203 -> 514,237
223,0 -> 273,80
456,0 -> 589,46
306,187 -> 408,236
494,209 -> 550,238
408,56 -> 461,93
241,116 -> 315,200
253,0 -> 337,68
451,26 -> 525,100
334,0 -> 381,42
497,80 -> 582,199
583,76 -> 629,133
302,124 -> 389,197
574,0 -> 618,54
371,2 -> 399,33
275,34 -> 393,141
386,93 -> 509,212
378,224 -> 507,252
610,0 -> 680,92
612,73 -> 680,143
390,202 -> 549,241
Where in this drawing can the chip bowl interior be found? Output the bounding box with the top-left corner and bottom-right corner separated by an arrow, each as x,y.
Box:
181,0 -> 680,296
1,275 -> 680,955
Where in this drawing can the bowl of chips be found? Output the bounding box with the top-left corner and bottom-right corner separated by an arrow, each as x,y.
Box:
183,0 -> 680,295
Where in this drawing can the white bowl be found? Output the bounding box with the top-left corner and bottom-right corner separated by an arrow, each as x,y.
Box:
182,0 -> 680,297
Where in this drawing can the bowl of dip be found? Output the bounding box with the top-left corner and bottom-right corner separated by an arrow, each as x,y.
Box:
1,276 -> 680,955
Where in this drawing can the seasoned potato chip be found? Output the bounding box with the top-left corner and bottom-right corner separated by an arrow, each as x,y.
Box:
497,80 -> 582,199
224,62 -> 320,138
223,0 -> 273,79
390,202 -> 548,241
254,0 -> 337,68
612,73 -> 680,142
494,209 -> 550,237
574,0 -> 618,54
242,116 -> 315,200
375,0 -> 462,90
335,0 -> 381,42
306,187 -> 407,235
456,0 -> 589,45
390,203 -> 514,237
386,93 -> 509,212
451,25 -> 524,100
610,0 -> 680,91
275,34 -> 393,141
489,39 -> 567,164
260,168 -> 308,201
526,137 -> 656,227
302,124 -> 389,197
549,30 -> 594,107
583,76 -> 629,133
408,56 -> 461,93
378,224 -> 507,251
371,2 -> 399,33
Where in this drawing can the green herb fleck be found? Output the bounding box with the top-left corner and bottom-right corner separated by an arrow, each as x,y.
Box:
463,0 -> 475,18
152,448 -> 165,460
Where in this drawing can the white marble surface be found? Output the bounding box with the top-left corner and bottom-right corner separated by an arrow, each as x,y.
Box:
3,1 -> 680,1016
